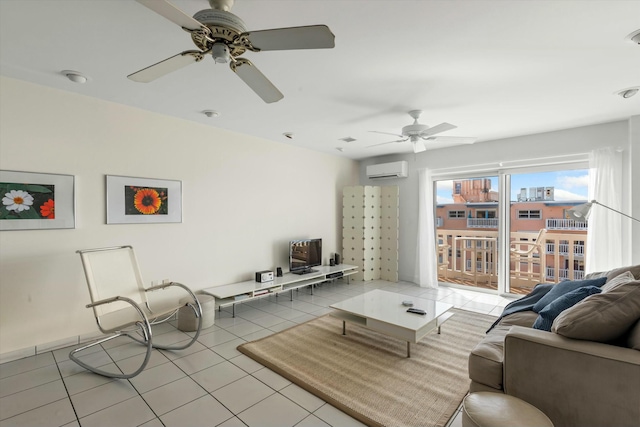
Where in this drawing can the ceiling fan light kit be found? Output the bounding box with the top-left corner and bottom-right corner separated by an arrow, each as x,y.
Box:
128,0 -> 335,103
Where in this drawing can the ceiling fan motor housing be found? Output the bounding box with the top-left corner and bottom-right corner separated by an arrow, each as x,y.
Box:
192,9 -> 248,57
402,123 -> 429,136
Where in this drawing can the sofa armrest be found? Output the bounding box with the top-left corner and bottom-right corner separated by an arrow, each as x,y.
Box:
504,326 -> 640,427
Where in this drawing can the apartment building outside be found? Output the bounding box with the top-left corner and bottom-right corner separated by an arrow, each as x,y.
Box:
436,178 -> 588,294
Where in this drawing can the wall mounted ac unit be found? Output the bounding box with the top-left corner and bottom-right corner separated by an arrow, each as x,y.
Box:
366,161 -> 408,179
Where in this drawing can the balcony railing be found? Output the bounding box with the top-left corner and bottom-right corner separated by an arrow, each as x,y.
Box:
437,229 -> 587,294
546,267 -> 585,281
467,218 -> 499,229
546,243 -> 585,257
546,218 -> 588,231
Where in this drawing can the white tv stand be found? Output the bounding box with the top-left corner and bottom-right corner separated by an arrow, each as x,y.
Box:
201,264 -> 358,317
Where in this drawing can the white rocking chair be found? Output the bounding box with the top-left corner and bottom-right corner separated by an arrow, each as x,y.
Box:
70,246 -> 203,379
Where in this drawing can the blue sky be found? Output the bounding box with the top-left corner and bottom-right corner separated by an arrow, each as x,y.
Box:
436,169 -> 589,204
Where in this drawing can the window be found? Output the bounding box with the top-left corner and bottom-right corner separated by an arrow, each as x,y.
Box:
517,209 -> 541,219
476,209 -> 496,218
454,182 -> 461,194
448,210 -> 466,218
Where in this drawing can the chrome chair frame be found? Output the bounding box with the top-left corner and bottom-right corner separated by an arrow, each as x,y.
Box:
70,246 -> 203,379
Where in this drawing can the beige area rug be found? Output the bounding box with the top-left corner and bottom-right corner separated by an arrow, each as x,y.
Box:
238,308 -> 496,427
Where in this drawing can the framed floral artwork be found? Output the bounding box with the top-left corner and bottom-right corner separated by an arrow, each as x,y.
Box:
0,170 -> 75,231
106,175 -> 182,224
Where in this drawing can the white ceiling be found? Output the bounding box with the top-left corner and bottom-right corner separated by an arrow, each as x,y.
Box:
1,0 -> 639,160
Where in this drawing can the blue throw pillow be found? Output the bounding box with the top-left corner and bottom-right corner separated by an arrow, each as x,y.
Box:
532,286 -> 602,331
532,276 -> 607,313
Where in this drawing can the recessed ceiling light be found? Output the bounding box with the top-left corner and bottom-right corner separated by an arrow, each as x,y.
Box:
615,87 -> 640,99
61,70 -> 88,84
625,29 -> 640,45
202,110 -> 219,118
339,137 -> 356,143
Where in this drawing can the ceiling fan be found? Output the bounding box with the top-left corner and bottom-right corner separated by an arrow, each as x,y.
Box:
368,110 -> 477,153
128,0 -> 335,103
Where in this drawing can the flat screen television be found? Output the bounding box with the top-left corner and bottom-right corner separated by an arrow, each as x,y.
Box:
289,238 -> 322,275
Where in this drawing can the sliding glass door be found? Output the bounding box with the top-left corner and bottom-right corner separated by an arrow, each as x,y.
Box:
435,176 -> 500,292
507,169 -> 588,293
434,167 -> 589,295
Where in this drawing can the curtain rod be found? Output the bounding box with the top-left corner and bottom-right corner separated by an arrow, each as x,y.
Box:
429,152 -> 590,177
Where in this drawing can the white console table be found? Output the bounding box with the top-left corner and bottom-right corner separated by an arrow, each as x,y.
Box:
201,264 -> 358,317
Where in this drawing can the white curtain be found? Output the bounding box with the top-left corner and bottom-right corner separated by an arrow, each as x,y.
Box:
586,147 -> 623,273
416,168 -> 438,287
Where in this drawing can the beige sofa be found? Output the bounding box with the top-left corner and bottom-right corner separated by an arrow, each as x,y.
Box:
468,265 -> 640,427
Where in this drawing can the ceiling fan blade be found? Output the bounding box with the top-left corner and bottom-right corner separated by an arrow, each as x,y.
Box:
368,130 -> 405,139
422,122 -> 457,136
424,136 -> 477,144
231,58 -> 284,103
245,25 -> 335,51
366,139 -> 406,148
413,140 -> 427,153
127,51 -> 204,83
135,0 -> 206,31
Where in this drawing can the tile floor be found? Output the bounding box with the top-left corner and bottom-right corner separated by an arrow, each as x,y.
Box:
0,280 -> 513,427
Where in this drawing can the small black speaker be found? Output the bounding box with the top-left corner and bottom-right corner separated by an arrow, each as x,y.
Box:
334,253 -> 340,265
276,267 -> 283,277
329,258 -> 335,266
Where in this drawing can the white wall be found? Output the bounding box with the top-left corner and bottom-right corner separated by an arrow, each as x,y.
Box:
360,120 -> 638,283
0,77 -> 359,357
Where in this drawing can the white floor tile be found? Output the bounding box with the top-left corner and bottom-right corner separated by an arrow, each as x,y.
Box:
0,380 -> 68,421
128,361 -> 186,394
313,403 -> 367,427
0,364 -> 61,398
229,354 -> 264,374
70,379 -> 138,418
295,414 -> 331,427
172,348 -> 225,375
0,353 -> 55,379
78,396 -> 155,427
237,393 -> 309,427
141,377 -> 207,416
212,375 -> 275,414
210,338 -> 247,360
159,394 -> 233,427
280,384 -> 325,413
62,368 -> 116,396
252,367 -> 291,391
190,361 -> 247,392
0,398 -> 75,427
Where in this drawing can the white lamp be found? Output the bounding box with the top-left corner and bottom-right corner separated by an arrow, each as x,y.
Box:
566,200 -> 640,223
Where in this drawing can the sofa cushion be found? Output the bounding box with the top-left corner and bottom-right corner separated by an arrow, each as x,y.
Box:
497,310 -> 538,328
532,286 -> 601,331
601,270 -> 635,292
627,319 -> 640,350
468,325 -> 511,390
585,264 -> 640,281
532,276 -> 607,313
552,279 -> 640,342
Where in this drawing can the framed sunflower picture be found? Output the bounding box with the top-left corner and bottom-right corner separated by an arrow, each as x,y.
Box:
0,170 -> 75,231
106,175 -> 182,224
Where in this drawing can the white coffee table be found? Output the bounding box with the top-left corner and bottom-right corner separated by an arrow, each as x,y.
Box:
329,289 -> 454,357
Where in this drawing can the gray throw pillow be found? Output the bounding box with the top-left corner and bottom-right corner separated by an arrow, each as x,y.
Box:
601,270 -> 634,293
532,276 -> 607,313
585,264 -> 640,281
552,280 -> 640,342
